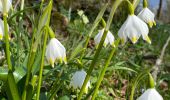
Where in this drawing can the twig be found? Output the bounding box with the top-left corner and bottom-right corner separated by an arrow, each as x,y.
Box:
152,35 -> 170,81
14,0 -> 20,10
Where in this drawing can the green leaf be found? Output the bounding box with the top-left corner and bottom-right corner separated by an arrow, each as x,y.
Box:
6,72 -> 21,100
0,67 -> 8,81
59,96 -> 70,100
69,40 -> 84,60
14,66 -> 26,83
111,66 -> 137,73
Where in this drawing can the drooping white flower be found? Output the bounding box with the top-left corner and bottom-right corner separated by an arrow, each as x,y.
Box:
0,0 -> 12,13
137,88 -> 163,100
118,15 -> 151,44
94,28 -> 115,47
0,19 -> 9,40
45,38 -> 67,67
70,70 -> 90,93
138,8 -> 156,28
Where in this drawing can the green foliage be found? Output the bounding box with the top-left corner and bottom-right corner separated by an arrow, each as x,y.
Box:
0,0 -> 169,100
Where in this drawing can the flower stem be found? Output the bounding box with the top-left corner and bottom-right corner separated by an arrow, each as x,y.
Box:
36,29 -> 48,100
79,4 -> 108,61
22,26 -> 46,100
130,85 -> 135,100
22,1 -> 52,98
22,50 -> 36,100
3,14 -> 12,71
132,0 -> 140,9
129,69 -> 151,100
124,0 -> 134,15
77,29 -> 108,100
148,73 -> 155,88
143,0 -> 148,8
48,68 -> 63,100
92,39 -> 120,100
3,13 -> 20,100
77,1 -> 122,99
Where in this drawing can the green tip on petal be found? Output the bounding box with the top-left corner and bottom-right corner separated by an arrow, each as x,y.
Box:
103,42 -> 107,47
153,21 -> 156,26
111,42 -> 116,47
63,56 -> 67,64
58,57 -> 63,64
132,36 -> 137,44
121,38 -> 125,45
49,58 -> 54,67
3,12 -> 8,17
84,87 -> 88,94
145,35 -> 151,44
95,44 -> 99,49
0,34 -> 3,40
148,21 -> 153,28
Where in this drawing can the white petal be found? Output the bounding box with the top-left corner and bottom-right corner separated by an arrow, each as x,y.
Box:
0,0 -> 12,13
106,31 -> 115,47
94,28 -> 110,47
0,19 -> 9,40
137,88 -> 163,100
70,70 -> 90,92
138,8 -> 155,23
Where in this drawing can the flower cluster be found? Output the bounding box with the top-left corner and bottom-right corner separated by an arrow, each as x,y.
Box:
118,7 -> 155,44
93,7 -> 155,47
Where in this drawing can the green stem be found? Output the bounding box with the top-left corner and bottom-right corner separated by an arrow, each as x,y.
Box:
77,29 -> 108,100
3,13 -> 20,100
48,69 -> 63,100
130,86 -> 135,100
22,1 -> 52,97
78,1 -> 122,99
101,18 -> 106,28
143,0 -> 148,8
6,71 -> 21,100
22,51 -> 36,100
36,29 -> 48,100
124,0 -> 134,15
79,4 -> 108,61
92,39 -> 120,100
132,0 -> 140,9
148,73 -> 155,88
105,0 -> 123,30
3,14 -> 12,71
129,69 -> 151,100
19,0 -> 25,20
22,27 -> 48,100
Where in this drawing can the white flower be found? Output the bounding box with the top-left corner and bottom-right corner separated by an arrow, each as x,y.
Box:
70,70 -> 90,93
0,19 -> 9,40
137,88 -> 163,100
0,0 -> 12,13
138,8 -> 156,28
45,38 -> 67,67
118,15 -> 151,44
94,28 -> 115,47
